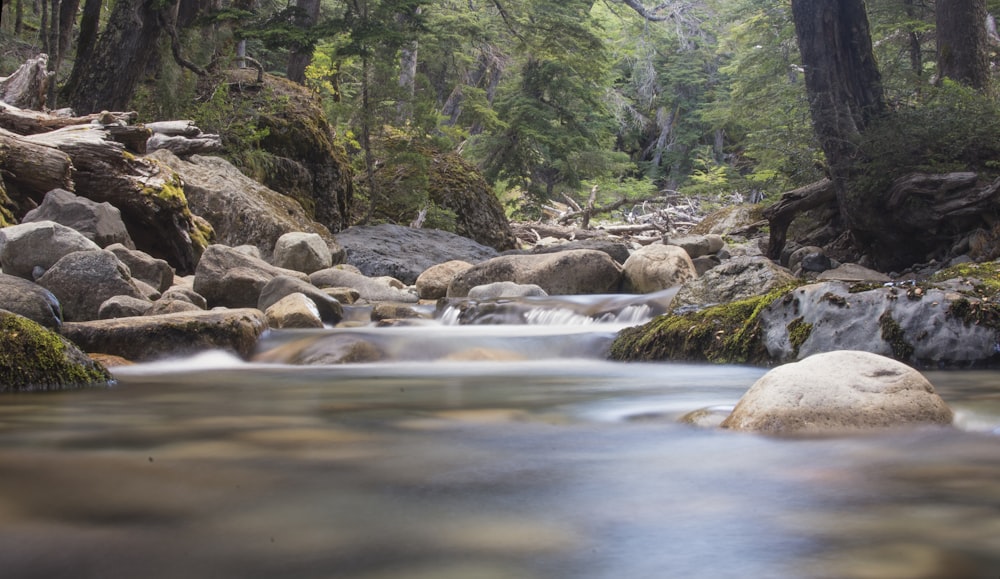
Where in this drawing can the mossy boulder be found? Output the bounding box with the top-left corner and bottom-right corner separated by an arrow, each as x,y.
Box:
426,150 -> 516,251
0,309 -> 112,392
609,287 -> 794,365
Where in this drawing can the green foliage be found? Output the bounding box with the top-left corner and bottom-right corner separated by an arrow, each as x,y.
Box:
186,83 -> 274,177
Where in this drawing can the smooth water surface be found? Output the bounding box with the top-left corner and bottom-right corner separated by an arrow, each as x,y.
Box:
1,305 -> 999,578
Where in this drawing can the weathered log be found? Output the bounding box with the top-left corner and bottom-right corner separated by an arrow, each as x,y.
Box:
597,222 -> 668,235
885,172 -> 1000,231
146,132 -> 222,156
557,193 -> 664,226
0,101 -> 137,136
145,120 -> 201,137
0,127 -> 74,199
763,178 -> 835,260
0,54 -> 52,110
23,125 -> 207,273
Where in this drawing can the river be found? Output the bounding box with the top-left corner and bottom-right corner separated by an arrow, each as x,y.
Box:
1,294 -> 998,578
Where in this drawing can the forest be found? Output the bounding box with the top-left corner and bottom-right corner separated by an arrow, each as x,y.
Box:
2,0 -> 1000,270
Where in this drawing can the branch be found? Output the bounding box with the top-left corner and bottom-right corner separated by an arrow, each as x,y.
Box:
490,0 -> 525,41
616,0 -> 673,21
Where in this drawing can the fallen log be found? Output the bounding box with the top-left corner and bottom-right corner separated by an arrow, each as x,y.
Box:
0,54 -> 52,110
0,101 -> 136,135
0,127 -> 74,199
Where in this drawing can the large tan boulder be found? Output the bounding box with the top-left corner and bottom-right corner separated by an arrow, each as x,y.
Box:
416,260 -> 473,300
447,250 -> 623,297
721,351 -> 953,434
622,244 -> 697,294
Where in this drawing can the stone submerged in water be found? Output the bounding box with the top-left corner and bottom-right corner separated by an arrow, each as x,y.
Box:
721,351 -> 953,434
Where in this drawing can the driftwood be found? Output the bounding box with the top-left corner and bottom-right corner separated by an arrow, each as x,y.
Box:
596,222 -> 668,235
0,127 -> 74,198
145,120 -> 222,157
556,192 -> 664,227
0,54 -> 52,110
762,178 -> 835,260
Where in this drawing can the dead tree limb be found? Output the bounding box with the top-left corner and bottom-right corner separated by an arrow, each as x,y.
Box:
0,127 -> 74,198
0,54 -> 53,110
763,178 -> 835,260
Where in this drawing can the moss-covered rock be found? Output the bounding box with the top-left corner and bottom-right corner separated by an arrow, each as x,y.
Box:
0,309 -> 112,392
609,286 -> 795,365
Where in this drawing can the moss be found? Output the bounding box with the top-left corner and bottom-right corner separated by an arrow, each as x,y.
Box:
786,317 -> 813,358
929,261 -> 1000,298
0,311 -> 112,392
609,285 -> 798,365
142,172 -> 188,208
878,311 -> 915,361
947,296 -> 1000,329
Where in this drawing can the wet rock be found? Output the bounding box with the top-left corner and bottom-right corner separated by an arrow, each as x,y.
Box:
61,308 -> 268,362
272,231 -> 339,274
678,405 -> 735,428
720,351 -> 953,434
371,303 -> 428,322
467,281 -> 548,300
447,250 -> 623,297
759,281 -> 1000,366
0,309 -> 112,391
788,245 -> 832,274
258,275 -> 343,324
622,244 -> 698,293
22,188 -> 134,249
37,250 -> 148,321
310,267 -> 418,303
253,334 -> 385,365
416,260 -> 474,300
106,244 -> 174,293
265,293 -> 325,329
672,256 -> 796,310
817,263 -> 890,283
335,224 -> 498,285
193,244 -> 309,309
0,221 -> 101,280
0,273 -> 62,328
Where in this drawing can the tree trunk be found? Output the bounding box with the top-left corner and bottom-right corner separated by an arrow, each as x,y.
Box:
396,6 -> 421,123
60,0 -> 102,102
286,0 -> 321,84
0,127 -> 74,199
64,0 -> 169,114
791,0 -> 884,232
937,0 -> 990,90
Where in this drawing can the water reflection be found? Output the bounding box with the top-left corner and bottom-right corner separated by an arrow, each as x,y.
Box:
1,355 -> 998,579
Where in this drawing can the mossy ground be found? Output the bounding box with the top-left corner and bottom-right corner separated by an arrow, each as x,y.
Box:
0,312 -> 112,392
609,285 -> 797,365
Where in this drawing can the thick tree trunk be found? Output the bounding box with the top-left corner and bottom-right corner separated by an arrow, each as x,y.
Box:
60,0 -> 102,101
286,0 -> 321,84
763,178 -> 835,260
64,0 -> 169,114
937,0 -> 990,90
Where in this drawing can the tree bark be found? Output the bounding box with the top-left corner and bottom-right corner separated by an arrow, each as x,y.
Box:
763,178 -> 835,260
0,127 -> 75,199
64,0 -> 170,114
286,0 -> 321,84
937,0 -> 990,90
60,0 -> 102,102
0,55 -> 53,110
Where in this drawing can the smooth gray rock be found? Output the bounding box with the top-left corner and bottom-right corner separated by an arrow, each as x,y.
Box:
258,275 -> 344,324
672,256 -> 795,310
98,295 -> 153,319
447,250 -> 623,297
336,224 -> 498,285
0,221 -> 101,280
106,244 -> 174,292
146,299 -> 204,316
22,188 -> 134,249
0,273 -> 62,328
61,308 -> 269,362
264,293 -> 325,329
467,281 -> 548,300
668,234 -> 725,259
721,351 -> 953,434
310,268 -> 418,303
415,260 -> 474,300
622,244 -> 698,294
817,263 -> 891,283
193,244 -> 309,309
36,250 -> 147,322
159,286 -> 207,309
272,232 -> 338,274
523,239 -> 632,265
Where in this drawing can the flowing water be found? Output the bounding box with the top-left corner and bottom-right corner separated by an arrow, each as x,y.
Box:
1,293 -> 999,579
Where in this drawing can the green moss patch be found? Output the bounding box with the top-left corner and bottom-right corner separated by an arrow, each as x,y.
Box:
787,317 -> 813,358
930,261 -> 1000,299
0,311 -> 112,392
609,285 -> 796,365
878,311 -> 915,361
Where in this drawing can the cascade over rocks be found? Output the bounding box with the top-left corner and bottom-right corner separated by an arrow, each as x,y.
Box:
0,220 -> 100,280
335,224 -> 498,285
447,250 -> 623,297
721,351 -> 953,434
36,250 -> 147,322
22,188 -> 135,249
149,151 -> 341,261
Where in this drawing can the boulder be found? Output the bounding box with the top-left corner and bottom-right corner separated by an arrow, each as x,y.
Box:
22,188 -> 135,249
447,250 -> 623,297
264,293 -> 325,329
159,286 -> 207,309
0,310 -> 112,392
689,204 -> 764,237
0,273 -> 62,328
371,303 -> 427,322
0,221 -> 101,280
335,224 -> 498,285
193,244 -> 309,309
98,295 -> 153,319
667,234 -> 725,259
415,260 -> 474,300
257,275 -> 344,324
759,281 -> 1000,366
622,244 -> 697,294
272,231 -> 339,274
106,244 -> 174,293
310,267 -> 418,303
146,299 -> 203,316
523,239 -> 632,265
720,351 -> 954,434
467,281 -> 549,300
149,150 -> 340,261
692,255 -> 721,276
788,245 -> 830,274
36,250 -> 148,322
672,256 -> 796,310
60,308 -> 268,361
